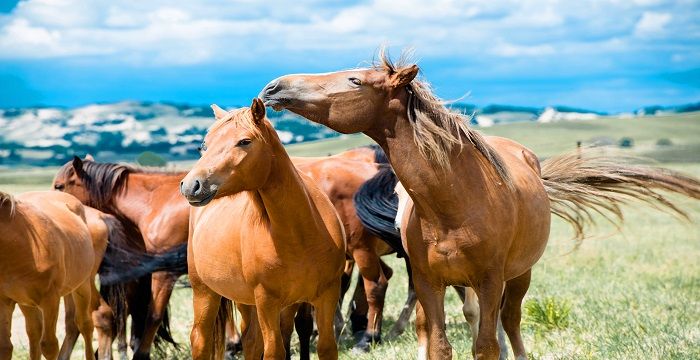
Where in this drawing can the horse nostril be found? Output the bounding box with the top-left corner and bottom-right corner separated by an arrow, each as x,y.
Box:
193,180 -> 201,193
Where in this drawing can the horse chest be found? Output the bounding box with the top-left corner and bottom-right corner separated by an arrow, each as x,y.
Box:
191,228 -> 253,302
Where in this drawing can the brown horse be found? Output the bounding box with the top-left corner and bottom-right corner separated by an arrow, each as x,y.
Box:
180,99 -> 346,359
53,156 -> 188,359
259,50 -> 700,359
0,190 -> 96,360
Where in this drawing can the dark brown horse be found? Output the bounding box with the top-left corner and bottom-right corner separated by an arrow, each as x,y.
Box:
259,50 -> 700,359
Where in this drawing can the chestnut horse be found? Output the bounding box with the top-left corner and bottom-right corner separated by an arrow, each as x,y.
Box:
54,156 -> 188,359
259,51 -> 700,359
0,191 -> 95,360
179,99 -> 346,359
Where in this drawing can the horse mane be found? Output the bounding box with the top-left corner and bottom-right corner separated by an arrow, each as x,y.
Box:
375,49 -> 512,187
0,190 -> 16,217
56,160 -> 184,212
208,107 -> 266,141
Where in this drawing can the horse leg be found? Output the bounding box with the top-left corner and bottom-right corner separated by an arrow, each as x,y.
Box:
352,247 -> 389,352
389,257 -> 417,338
133,271 -> 177,359
0,298 -> 14,360
500,270 -> 531,360
19,305 -> 43,360
58,296 -> 79,360
93,297 -> 115,360
335,260 -> 354,339
190,285 -> 222,359
312,285 -> 341,360
348,272 -> 368,335
294,303 -> 314,360
253,292 -> 285,360
238,304 -> 264,359
280,304 -> 300,360
38,295 -> 61,360
455,286 -> 509,359
224,315 -> 242,359
413,272 -> 450,360
415,301 -> 428,360
474,273 -> 505,360
72,280 -> 96,360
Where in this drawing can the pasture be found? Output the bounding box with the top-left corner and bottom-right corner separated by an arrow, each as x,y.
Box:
2,112 -> 699,359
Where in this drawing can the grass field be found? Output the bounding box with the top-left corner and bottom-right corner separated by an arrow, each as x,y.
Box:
2,113 -> 699,359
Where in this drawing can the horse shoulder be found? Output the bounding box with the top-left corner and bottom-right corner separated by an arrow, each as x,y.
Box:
300,174 -> 347,252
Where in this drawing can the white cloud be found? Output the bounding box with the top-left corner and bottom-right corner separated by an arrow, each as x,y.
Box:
0,0 -> 695,67
634,11 -> 672,37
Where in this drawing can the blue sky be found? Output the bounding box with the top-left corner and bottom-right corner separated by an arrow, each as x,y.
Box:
0,0 -> 698,112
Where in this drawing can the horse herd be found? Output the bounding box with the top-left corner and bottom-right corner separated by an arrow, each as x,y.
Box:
2,51 -> 699,360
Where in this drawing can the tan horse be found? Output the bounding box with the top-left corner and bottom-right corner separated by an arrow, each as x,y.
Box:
0,191 -> 95,360
60,207 -> 136,360
180,98 -> 346,359
259,50 -> 700,359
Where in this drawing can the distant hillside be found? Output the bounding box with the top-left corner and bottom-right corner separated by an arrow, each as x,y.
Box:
0,100 -> 697,167
0,102 -> 336,166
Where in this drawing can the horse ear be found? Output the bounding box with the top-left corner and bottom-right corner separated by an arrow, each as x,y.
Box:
84,154 -> 94,161
72,155 -> 84,174
211,104 -> 228,120
389,64 -> 419,88
250,98 -> 266,125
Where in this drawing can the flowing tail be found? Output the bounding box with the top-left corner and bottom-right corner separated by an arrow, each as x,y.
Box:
98,216 -> 183,349
540,149 -> 700,241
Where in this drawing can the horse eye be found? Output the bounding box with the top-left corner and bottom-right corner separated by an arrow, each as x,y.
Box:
198,143 -> 207,153
54,183 -> 65,191
236,138 -> 252,147
349,77 -> 362,86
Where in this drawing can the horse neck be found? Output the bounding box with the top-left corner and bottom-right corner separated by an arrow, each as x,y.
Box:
369,113 -> 501,227
111,172 -> 179,226
254,142 -> 319,240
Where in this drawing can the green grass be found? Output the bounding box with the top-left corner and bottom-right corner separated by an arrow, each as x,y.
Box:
4,112 -> 700,359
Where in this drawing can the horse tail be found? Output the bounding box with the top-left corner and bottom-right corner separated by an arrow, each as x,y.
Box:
99,242 -> 187,286
213,298 -> 234,360
98,216 -> 180,351
540,149 -> 700,242
0,190 -> 16,218
354,165 -> 406,257
98,215 -> 133,342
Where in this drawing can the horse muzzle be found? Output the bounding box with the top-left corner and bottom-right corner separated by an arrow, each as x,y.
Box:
180,178 -> 218,207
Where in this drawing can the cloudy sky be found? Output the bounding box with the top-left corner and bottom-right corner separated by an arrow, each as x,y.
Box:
0,0 -> 698,112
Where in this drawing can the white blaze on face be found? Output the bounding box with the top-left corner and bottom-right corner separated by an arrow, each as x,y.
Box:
394,181 -> 409,230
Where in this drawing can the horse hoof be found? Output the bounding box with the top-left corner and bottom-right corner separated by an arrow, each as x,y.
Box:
353,332 -> 381,353
132,351 -> 150,360
225,339 -> 243,360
